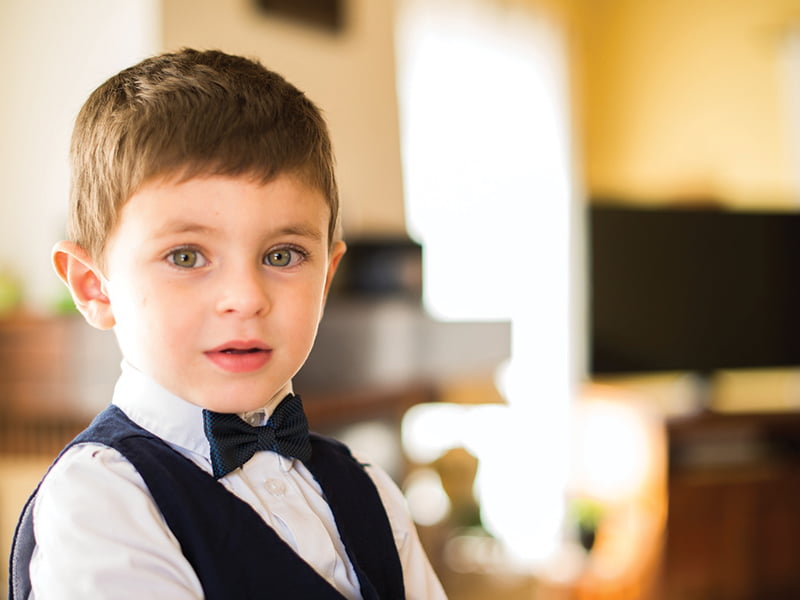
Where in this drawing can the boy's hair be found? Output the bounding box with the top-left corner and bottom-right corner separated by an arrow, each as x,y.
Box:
69,48 -> 340,260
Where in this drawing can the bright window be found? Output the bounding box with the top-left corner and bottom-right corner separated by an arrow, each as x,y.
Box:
395,0 -> 581,566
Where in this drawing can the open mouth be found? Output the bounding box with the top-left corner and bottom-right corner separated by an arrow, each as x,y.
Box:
206,343 -> 271,373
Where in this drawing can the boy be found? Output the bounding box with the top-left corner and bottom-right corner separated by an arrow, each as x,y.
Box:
9,48 -> 446,599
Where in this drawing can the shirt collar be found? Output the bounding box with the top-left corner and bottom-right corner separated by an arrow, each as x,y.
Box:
112,361 -> 211,459
110,362 -> 299,474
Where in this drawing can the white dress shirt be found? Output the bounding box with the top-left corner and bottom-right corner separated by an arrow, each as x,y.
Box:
28,362 -> 447,599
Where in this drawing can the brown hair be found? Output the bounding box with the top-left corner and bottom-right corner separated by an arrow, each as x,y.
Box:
69,48 -> 339,260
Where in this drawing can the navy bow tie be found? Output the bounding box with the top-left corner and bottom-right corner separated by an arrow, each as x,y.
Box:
203,394 -> 312,479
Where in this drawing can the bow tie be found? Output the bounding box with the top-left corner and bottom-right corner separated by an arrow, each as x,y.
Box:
203,394 -> 312,479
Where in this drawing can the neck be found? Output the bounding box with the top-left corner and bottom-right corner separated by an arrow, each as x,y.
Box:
238,380 -> 294,425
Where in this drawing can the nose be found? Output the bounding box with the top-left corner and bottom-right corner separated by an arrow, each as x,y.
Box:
215,264 -> 270,318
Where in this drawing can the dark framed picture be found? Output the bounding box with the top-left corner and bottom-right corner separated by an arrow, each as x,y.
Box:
254,0 -> 346,32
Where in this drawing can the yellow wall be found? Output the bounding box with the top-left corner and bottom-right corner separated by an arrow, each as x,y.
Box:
162,0 -> 407,236
576,0 -> 800,207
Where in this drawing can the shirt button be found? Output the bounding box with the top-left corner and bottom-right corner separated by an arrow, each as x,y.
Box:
265,479 -> 286,496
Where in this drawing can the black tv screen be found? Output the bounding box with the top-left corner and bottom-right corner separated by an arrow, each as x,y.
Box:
589,205 -> 800,375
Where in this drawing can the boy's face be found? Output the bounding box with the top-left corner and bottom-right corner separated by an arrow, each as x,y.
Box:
97,174 -> 345,413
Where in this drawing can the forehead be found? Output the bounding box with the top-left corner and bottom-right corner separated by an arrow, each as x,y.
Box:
102,174 -> 332,260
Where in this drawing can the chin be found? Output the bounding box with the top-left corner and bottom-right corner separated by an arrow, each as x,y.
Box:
199,398 -> 265,414
198,385 -> 288,414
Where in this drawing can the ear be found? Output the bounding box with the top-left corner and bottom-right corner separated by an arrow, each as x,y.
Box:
322,240 -> 347,303
52,241 -> 115,330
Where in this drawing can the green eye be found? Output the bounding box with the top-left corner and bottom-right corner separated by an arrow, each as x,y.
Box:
266,249 -> 292,267
170,249 -> 200,268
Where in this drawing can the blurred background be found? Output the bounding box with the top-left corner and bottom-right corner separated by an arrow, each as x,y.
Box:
3,0 -> 800,598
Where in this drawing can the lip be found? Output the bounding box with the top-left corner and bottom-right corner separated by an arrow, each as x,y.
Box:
205,340 -> 272,373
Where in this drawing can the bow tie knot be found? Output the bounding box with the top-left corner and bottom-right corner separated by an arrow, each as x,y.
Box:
203,394 -> 312,479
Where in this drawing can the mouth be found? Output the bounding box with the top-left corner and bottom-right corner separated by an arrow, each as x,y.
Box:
205,341 -> 271,373
208,340 -> 269,353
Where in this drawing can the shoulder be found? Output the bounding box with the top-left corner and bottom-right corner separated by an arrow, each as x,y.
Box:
360,459 -> 412,532
31,442 -> 203,598
355,454 -> 450,599
308,435 -> 412,538
309,436 -> 406,507
40,442 -> 145,490
34,442 -> 154,528
33,441 -> 176,554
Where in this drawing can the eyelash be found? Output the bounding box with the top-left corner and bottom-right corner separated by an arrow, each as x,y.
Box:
264,245 -> 308,268
166,246 -> 207,269
164,245 -> 309,269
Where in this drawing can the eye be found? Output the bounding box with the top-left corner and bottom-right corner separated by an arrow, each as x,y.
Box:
264,247 -> 304,268
168,248 -> 207,268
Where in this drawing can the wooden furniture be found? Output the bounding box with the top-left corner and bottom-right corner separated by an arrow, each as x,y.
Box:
659,410 -> 800,599
0,314 -> 120,455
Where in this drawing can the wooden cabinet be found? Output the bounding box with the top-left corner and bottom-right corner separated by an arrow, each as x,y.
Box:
660,411 -> 800,599
0,315 -> 120,454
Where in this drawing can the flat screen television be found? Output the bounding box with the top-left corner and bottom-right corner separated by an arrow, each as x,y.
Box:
589,204 -> 800,375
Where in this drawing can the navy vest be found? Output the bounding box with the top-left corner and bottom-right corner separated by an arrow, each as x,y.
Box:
9,405 -> 405,599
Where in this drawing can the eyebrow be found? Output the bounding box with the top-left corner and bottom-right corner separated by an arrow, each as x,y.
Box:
275,224 -> 324,242
151,221 -> 324,241
153,222 -> 215,237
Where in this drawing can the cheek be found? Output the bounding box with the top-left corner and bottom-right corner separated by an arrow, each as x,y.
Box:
110,281 -> 183,349
282,285 -> 326,338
